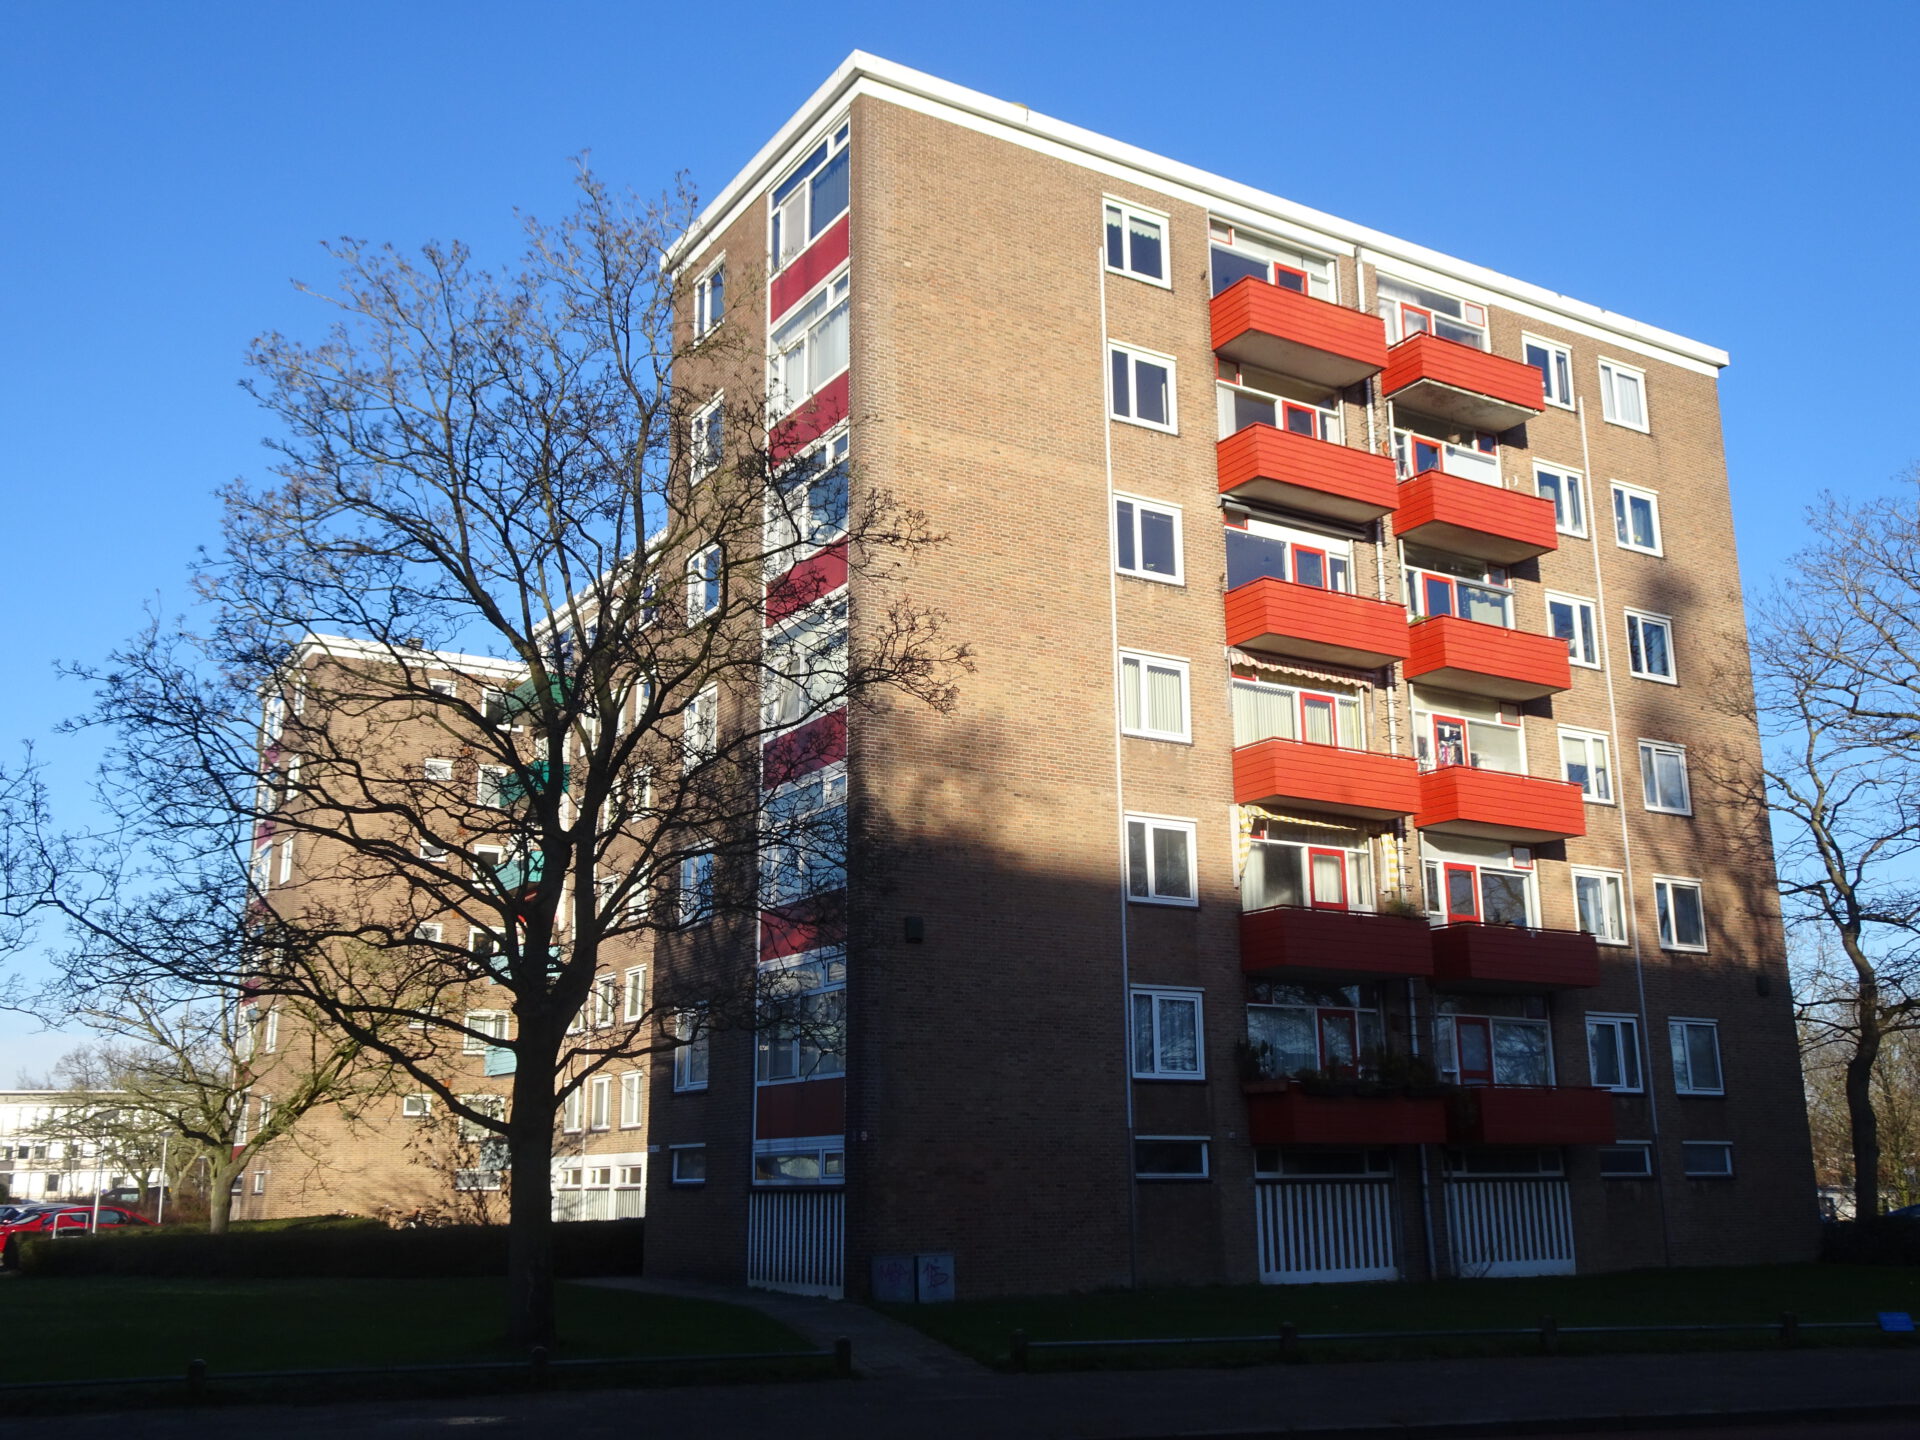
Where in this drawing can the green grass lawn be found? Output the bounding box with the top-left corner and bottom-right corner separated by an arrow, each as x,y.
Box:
880,1264 -> 1920,1369
0,1276 -> 808,1385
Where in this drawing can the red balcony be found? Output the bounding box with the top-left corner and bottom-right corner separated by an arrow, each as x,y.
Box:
1211,277 -> 1388,389
1241,905 -> 1433,980
1226,578 -> 1410,670
1405,615 -> 1572,702
1245,1083 -> 1448,1146
1381,333 -> 1546,433
1447,1086 -> 1617,1146
1396,470 -> 1559,566
1217,424 -> 1398,526
1234,737 -> 1420,821
1416,766 -> 1587,844
1430,923 -> 1600,992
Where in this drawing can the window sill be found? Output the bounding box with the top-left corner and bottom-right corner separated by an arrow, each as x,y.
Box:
1132,1073 -> 1208,1084
1121,731 -> 1193,746
1110,414 -> 1179,437
1604,418 -> 1653,435
1118,568 -> 1185,587
1629,672 -> 1679,686
1128,895 -> 1199,909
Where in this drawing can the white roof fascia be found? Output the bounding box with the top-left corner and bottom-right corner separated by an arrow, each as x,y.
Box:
673,52 -> 1727,375
291,634 -> 529,682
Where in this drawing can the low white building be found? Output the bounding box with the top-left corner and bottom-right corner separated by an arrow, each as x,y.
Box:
0,1091 -> 162,1204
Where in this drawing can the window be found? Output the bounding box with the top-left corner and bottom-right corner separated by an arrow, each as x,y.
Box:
680,684 -> 719,768
1124,816 -> 1196,906
1114,495 -> 1182,583
1377,275 -> 1487,349
1226,513 -> 1354,594
402,1094 -> 432,1118
1586,1014 -> 1642,1091
1572,868 -> 1628,946
1209,221 -> 1336,301
690,396 -> 722,480
1392,426 -> 1499,487
1599,358 -> 1648,430
1681,1141 -> 1733,1177
767,430 -> 849,561
620,1071 -> 644,1129
424,757 -> 454,783
1434,996 -> 1553,1087
482,687 -> 516,727
1533,464 -> 1587,537
413,922 -> 445,947
1412,700 -> 1524,776
277,837 -> 294,884
1131,988 -> 1204,1079
252,1171 -> 267,1195
561,1089 -> 583,1132
588,1076 -> 611,1131
1245,980 -> 1384,1080
770,121 -> 849,271
1547,593 -> 1601,669
1242,820 -> 1374,913
1104,200 -> 1167,285
760,768 -> 847,908
693,262 -> 725,339
1625,609 -> 1675,682
428,677 -> 457,698
1524,335 -> 1574,409
591,974 -> 618,1029
1668,1020 -> 1723,1101
679,852 -> 714,926
1108,343 -> 1176,432
262,1009 -> 279,1054
1404,548 -> 1511,628
670,1145 -> 708,1185
754,1142 -> 845,1185
1421,849 -> 1535,928
1654,878 -> 1707,951
1231,678 -> 1364,750
1134,1137 -> 1210,1180
673,1010 -> 710,1091
686,545 -> 722,622
756,952 -> 847,1083
1611,482 -> 1662,554
1639,741 -> 1691,814
764,599 -> 848,731
1558,728 -> 1613,802
477,764 -> 512,808
462,1011 -> 510,1055
1118,652 -> 1189,743
770,272 -> 849,416
623,966 -> 647,1023
1220,380 -> 1343,444
1599,1142 -> 1654,1178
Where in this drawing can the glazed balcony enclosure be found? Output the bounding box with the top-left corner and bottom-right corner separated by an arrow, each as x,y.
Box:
1241,905 -> 1433,980
1430,922 -> 1600,991
1396,471 -> 1559,566
1405,614 -> 1572,702
1217,423 -> 1398,525
1245,1083 -> 1448,1146
1447,1085 -> 1617,1146
1226,578 -> 1410,670
1234,736 -> 1420,821
1381,332 -> 1547,433
1416,766 -> 1587,844
1211,276 -> 1388,389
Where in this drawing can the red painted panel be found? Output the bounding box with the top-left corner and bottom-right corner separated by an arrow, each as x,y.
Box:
1415,766 -> 1588,840
755,1076 -> 846,1140
1210,277 -> 1388,384
1395,470 -> 1558,563
769,215 -> 850,324
1216,425 -> 1398,522
1240,906 -> 1433,979
1232,737 -> 1420,819
1405,615 -> 1572,699
1224,578 -> 1410,668
1449,1086 -> 1616,1146
1430,923 -> 1600,990
760,893 -> 847,962
1381,332 -> 1546,414
770,372 -> 850,463
763,709 -> 847,789
1244,1085 -> 1448,1146
765,541 -> 849,623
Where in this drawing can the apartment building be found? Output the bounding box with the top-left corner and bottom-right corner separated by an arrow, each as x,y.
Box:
0,1091 -> 160,1205
645,53 -> 1818,1299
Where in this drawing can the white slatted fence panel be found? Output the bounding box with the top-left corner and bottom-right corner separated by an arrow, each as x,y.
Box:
748,1188 -> 845,1297
1256,1181 -> 1398,1283
1445,1178 -> 1574,1277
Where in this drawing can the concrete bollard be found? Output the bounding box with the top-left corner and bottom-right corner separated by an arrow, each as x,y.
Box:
1010,1329 -> 1029,1373
186,1357 -> 208,1403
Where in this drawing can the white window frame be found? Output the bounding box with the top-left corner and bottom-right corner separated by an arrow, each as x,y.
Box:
1599,358 -> 1649,432
402,1093 -> 432,1119
1124,814 -> 1198,907
477,764 -> 512,808
1113,493 -> 1183,585
1546,592 -> 1602,670
587,1075 -> 611,1131
561,1088 -> 583,1133
755,950 -> 848,1084
623,966 -> 647,1023
1585,1012 -> 1643,1091
769,119 -> 849,273
1107,342 -> 1178,434
1133,1136 -> 1211,1181
690,395 -> 722,481
428,677 -> 457,698
1534,463 -> 1588,537
1611,481 -> 1663,555
1558,726 -> 1614,804
1639,740 -> 1692,815
619,1071 -> 644,1129
769,271 -> 849,417
693,259 -> 725,340
591,973 -> 617,1029
277,837 -> 294,884
1654,878 -> 1709,954
1130,987 -> 1205,1081
1118,651 -> 1191,744
1625,609 -> 1677,683
1523,334 -> 1575,410
669,1144 -> 707,1185
424,757 -> 454,782
683,684 -> 717,767
1103,197 -> 1170,288
686,544 -> 722,623
462,1011 -> 510,1055
1681,1140 -> 1734,1178
1571,866 -> 1629,946
679,851 -> 714,926
673,1009 -> 710,1091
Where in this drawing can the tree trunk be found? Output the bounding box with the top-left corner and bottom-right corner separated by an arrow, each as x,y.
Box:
506,1048 -> 558,1348
1848,1003 -> 1883,1222
206,1155 -> 243,1234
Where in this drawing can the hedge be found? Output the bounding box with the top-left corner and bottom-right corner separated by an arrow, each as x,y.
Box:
1821,1218 -> 1920,1266
18,1217 -> 644,1279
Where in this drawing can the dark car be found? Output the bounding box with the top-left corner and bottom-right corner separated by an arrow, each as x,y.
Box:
0,1204 -> 152,1267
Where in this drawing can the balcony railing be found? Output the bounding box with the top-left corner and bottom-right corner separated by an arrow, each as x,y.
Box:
1217,424 -> 1398,525
1392,431 -> 1500,487
1234,737 -> 1421,821
1430,922 -> 1601,991
1405,614 -> 1572,702
1447,1085 -> 1617,1146
1240,904 -> 1434,979
1381,332 -> 1547,433
1211,276 -> 1388,389
1244,1082 -> 1448,1146
1415,765 -> 1588,844
1226,578 -> 1410,670
1397,472 -> 1559,566
1405,566 -> 1514,629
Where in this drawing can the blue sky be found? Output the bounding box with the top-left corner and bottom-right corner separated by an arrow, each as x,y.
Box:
3,0 -> 1915,1074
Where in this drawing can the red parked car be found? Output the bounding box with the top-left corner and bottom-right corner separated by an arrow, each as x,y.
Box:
0,1204 -> 152,1267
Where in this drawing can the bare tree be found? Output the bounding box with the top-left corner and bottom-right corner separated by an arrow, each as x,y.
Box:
1739,486 -> 1920,1221
53,169 -> 963,1343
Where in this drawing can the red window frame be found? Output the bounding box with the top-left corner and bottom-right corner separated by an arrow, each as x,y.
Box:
1281,401 -> 1322,438
1453,1016 -> 1495,1086
1429,713 -> 1468,770
1307,848 -> 1349,910
1443,863 -> 1480,924
1272,262 -> 1310,294
1317,1009 -> 1360,1076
